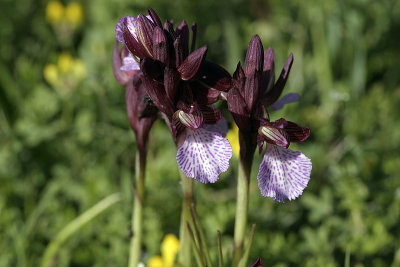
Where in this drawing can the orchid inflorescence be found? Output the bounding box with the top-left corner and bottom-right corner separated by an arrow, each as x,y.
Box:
113,8 -> 311,203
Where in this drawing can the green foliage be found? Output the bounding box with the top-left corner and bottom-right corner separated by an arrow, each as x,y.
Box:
1,0 -> 399,266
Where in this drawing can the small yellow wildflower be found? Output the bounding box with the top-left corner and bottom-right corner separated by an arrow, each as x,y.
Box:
65,2 -> 84,26
147,256 -> 164,267
43,64 -> 59,85
58,52 -> 73,73
226,123 -> 240,158
46,0 -> 64,25
161,234 -> 180,267
148,234 -> 180,267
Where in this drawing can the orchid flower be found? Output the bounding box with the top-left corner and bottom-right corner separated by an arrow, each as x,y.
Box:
115,9 -> 233,183
226,35 -> 312,202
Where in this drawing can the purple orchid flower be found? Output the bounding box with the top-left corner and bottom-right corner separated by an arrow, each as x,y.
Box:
115,9 -> 233,183
113,41 -> 157,151
250,258 -> 263,267
226,35 -> 312,202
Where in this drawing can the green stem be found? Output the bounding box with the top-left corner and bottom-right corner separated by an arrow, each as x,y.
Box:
178,172 -> 194,267
40,193 -> 122,267
128,149 -> 147,267
232,150 -> 253,267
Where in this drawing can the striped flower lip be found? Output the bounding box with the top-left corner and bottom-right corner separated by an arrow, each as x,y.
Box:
176,128 -> 232,183
257,144 -> 312,202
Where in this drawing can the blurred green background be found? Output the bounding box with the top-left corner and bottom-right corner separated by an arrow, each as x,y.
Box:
1,0 -> 400,266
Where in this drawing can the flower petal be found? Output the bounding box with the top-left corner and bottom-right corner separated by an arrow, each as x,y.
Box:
251,258 -> 264,267
264,53 -> 294,106
115,16 -> 138,44
270,93 -> 299,111
198,60 -> 232,92
260,47 -> 275,96
141,75 -> 175,117
120,52 -> 140,71
147,8 -> 162,28
258,125 -> 289,148
176,20 -> 190,60
113,41 -> 136,85
152,26 -> 169,64
257,144 -> 311,202
176,128 -> 232,183
178,46 -> 208,80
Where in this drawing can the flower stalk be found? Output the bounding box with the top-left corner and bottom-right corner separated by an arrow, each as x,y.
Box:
178,172 -> 194,267
232,136 -> 254,267
129,148 -> 147,267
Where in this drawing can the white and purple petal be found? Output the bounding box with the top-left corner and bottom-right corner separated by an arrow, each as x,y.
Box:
120,52 -> 140,71
115,16 -> 139,44
257,144 -> 311,202
176,128 -> 232,183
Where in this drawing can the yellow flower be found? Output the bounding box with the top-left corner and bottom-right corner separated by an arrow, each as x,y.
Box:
58,52 -> 73,73
148,234 -> 180,267
43,64 -> 59,85
46,0 -> 65,25
226,123 -> 240,158
161,234 -> 180,267
147,256 -> 164,267
65,2 -> 84,26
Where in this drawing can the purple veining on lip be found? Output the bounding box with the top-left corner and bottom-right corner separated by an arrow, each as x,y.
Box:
257,144 -> 311,202
176,128 -> 232,183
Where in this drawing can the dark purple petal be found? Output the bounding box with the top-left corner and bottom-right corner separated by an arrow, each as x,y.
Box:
243,35 -> 263,112
152,26 -> 169,64
164,67 -> 181,102
140,58 -> 164,80
198,60 -> 232,92
176,128 -> 232,183
176,21 -> 189,59
257,144 -> 312,202
285,120 -> 310,143
270,93 -> 299,111
244,73 -> 261,112
164,20 -> 176,39
260,47 -> 275,97
198,105 -> 221,125
251,258 -> 264,267
147,8 -> 162,28
136,14 -> 155,57
126,80 -> 139,133
244,35 -> 264,76
122,23 -> 149,59
173,36 -> 184,67
232,62 -> 246,98
178,46 -> 208,80
264,53 -> 294,106
227,85 -> 251,132
141,76 -> 175,117
191,82 -> 221,104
